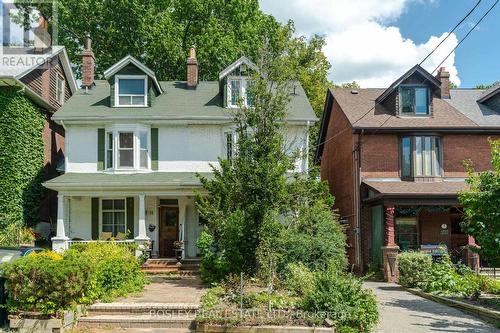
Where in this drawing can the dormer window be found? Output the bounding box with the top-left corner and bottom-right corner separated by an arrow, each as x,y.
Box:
115,75 -> 147,107
228,77 -> 254,108
400,86 -> 429,115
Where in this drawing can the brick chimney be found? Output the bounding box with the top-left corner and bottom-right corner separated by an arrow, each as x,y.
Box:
81,36 -> 95,89
187,47 -> 198,89
436,67 -> 450,99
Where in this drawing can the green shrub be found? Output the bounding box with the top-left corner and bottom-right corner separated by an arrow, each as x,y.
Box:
197,230 -> 230,284
485,278 -> 500,295
3,251 -> 91,314
283,263 -> 315,297
301,270 -> 378,333
200,286 -> 225,310
421,257 -> 459,295
398,252 -> 432,288
276,203 -> 347,275
456,273 -> 482,299
65,242 -> 145,302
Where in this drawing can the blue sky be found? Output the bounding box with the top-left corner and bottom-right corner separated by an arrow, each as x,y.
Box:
260,0 -> 499,88
396,0 -> 499,88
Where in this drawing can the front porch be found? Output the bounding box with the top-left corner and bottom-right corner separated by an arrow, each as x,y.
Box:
51,193 -> 203,259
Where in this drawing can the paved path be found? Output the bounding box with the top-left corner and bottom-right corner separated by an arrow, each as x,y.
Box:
364,281 -> 498,333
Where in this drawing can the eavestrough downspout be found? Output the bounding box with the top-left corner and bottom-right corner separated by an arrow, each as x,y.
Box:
352,129 -> 364,272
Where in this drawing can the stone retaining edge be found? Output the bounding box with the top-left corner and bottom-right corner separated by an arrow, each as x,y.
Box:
197,324 -> 334,333
405,288 -> 500,323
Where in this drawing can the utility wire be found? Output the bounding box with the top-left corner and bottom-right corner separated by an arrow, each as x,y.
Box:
419,0 -> 482,66
315,0 -> 494,152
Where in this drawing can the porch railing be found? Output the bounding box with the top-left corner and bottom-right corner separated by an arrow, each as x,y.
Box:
67,239 -> 135,248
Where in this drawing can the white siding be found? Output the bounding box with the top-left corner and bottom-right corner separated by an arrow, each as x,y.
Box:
66,126 -> 98,172
68,196 -> 92,239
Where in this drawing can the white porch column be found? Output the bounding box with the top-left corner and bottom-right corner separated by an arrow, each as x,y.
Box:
52,194 -> 69,252
135,194 -> 150,256
178,197 -> 187,259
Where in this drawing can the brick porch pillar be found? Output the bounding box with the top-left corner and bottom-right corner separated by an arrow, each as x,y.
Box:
464,235 -> 480,273
382,205 -> 400,283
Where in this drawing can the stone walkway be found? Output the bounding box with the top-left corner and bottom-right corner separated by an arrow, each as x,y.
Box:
364,281 -> 498,333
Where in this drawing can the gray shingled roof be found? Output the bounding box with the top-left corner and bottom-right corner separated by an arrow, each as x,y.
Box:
445,89 -> 500,126
363,180 -> 468,196
52,80 -> 317,123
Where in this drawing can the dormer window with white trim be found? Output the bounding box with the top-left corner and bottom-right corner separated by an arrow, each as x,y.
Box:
400,86 -> 429,116
227,77 -> 254,108
115,75 -> 147,107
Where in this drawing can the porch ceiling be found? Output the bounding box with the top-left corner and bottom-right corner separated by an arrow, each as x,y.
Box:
43,172 -> 213,192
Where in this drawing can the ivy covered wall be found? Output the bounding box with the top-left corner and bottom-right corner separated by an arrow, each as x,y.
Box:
0,87 -> 45,229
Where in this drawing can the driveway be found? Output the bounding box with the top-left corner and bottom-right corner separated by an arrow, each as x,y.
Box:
364,281 -> 498,333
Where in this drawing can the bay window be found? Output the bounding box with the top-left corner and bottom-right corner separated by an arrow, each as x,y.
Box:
104,126 -> 150,171
115,76 -> 147,107
401,136 -> 442,178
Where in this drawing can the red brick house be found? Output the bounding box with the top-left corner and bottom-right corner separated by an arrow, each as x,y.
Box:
0,46 -> 78,229
315,65 -> 500,280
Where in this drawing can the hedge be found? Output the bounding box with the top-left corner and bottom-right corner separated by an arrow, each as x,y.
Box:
0,87 -> 45,229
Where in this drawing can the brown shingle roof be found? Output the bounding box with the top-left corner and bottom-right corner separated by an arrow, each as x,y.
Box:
331,88 -> 478,129
363,180 -> 468,196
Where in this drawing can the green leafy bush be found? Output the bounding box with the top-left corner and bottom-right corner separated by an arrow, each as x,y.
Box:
398,252 -> 432,288
65,242 -> 145,302
3,251 -> 91,314
283,263 -> 315,297
300,269 -> 379,333
421,257 -> 459,295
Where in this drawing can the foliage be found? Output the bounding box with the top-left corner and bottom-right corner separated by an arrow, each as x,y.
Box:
475,81 -> 500,89
300,268 -> 379,333
0,88 -> 45,229
65,242 -> 146,302
0,224 -> 37,247
276,200 -> 347,274
397,252 -> 432,288
2,251 -> 91,314
200,285 -> 225,310
283,263 -> 315,297
459,139 -> 500,267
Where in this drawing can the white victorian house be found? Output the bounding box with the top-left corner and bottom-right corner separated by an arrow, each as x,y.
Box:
44,43 -> 316,258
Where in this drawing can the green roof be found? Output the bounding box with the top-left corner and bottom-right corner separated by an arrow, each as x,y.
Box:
43,172 -> 212,191
53,80 -> 317,123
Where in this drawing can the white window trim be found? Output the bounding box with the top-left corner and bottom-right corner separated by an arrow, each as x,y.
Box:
104,124 -> 151,172
227,76 -> 253,108
222,127 -> 238,160
56,74 -> 65,105
114,75 -> 148,107
99,198 -> 127,237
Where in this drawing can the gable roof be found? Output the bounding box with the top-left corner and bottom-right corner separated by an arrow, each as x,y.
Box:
218,56 -> 259,80
103,55 -> 163,93
375,64 -> 441,104
52,80 -> 317,123
477,84 -> 500,104
0,46 -> 78,94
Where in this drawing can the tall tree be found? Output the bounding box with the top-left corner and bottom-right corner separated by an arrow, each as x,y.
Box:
459,139 -> 500,267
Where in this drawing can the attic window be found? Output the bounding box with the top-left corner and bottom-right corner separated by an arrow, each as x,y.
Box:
115,75 -> 147,107
400,86 -> 429,115
228,78 -> 254,108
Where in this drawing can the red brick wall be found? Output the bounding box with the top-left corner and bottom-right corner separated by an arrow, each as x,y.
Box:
361,134 -> 399,178
443,135 -> 498,177
320,99 -> 356,264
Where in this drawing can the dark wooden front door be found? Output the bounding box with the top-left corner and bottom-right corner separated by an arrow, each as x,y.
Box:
159,206 -> 179,258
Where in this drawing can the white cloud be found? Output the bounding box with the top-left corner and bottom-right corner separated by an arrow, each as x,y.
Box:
259,0 -> 460,87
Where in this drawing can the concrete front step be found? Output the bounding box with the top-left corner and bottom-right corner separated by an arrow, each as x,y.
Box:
142,269 -> 199,276
78,314 -> 196,329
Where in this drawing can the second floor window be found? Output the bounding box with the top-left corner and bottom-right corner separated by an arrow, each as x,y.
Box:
225,132 -> 234,161
401,136 -> 442,178
400,86 -> 429,115
116,76 -> 147,107
105,127 -> 149,170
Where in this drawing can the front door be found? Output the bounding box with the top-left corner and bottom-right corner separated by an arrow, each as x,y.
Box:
159,206 -> 179,257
